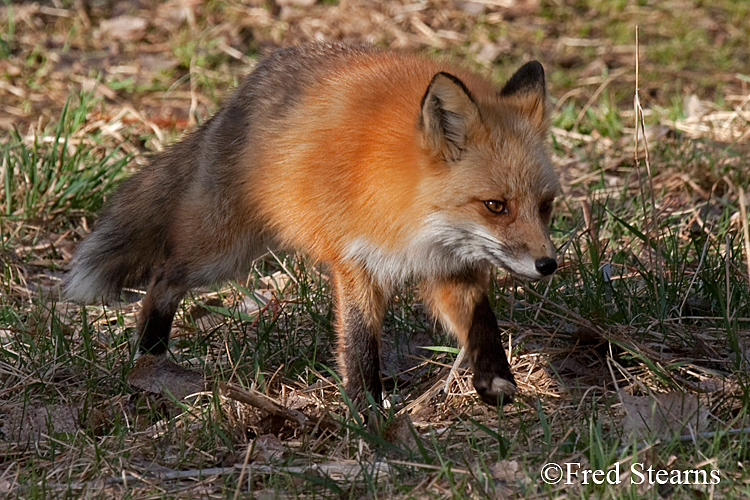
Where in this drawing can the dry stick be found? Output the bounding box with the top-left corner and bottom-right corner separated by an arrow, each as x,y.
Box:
738,189 -> 750,288
633,26 -> 662,297
219,381 -> 339,432
443,346 -> 466,394
402,375 -> 449,416
572,70 -> 624,132
188,54 -> 198,128
10,460 -> 397,494
387,460 -> 471,476
553,87 -> 584,115
233,441 -> 254,500
267,248 -> 301,286
220,381 -> 307,426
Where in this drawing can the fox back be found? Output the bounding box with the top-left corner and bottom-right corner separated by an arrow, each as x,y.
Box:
66,43 -> 559,406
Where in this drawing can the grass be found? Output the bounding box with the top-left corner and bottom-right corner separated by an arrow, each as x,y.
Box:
2,0 -> 750,498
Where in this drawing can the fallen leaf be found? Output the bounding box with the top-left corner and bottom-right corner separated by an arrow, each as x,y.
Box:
1,402 -> 78,441
257,271 -> 292,293
238,290 -> 273,316
127,354 -> 205,400
383,413 -> 418,454
619,390 -> 708,442
252,434 -> 288,463
459,2 -> 487,16
684,94 -> 707,121
490,459 -> 532,496
99,16 -> 148,42
475,41 -> 511,66
490,459 -> 523,482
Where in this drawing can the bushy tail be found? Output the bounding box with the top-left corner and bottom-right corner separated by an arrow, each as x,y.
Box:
65,137 -> 198,302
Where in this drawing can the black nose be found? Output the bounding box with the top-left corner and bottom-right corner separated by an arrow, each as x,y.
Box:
535,257 -> 557,276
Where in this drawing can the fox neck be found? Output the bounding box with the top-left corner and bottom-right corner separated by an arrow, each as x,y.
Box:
341,212 -> 495,286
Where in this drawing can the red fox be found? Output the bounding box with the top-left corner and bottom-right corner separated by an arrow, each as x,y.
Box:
65,43 -> 559,406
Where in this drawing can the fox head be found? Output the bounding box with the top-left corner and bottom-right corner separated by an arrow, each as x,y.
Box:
417,61 -> 559,281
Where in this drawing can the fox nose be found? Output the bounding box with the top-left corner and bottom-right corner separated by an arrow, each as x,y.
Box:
535,257 -> 557,276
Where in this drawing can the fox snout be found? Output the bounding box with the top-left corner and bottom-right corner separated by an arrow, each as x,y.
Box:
497,239 -> 557,282
506,216 -> 558,281
535,256 -> 557,277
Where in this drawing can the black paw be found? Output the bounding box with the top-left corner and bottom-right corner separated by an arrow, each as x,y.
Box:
464,295 -> 517,406
470,350 -> 517,406
472,371 -> 516,405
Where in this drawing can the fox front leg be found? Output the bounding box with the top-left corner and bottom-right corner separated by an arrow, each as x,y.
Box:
463,294 -> 516,403
421,270 -> 516,405
332,264 -> 389,406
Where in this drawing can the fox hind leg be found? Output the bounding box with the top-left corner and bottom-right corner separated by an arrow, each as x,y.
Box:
134,212 -> 272,355
421,270 -> 516,405
136,264 -> 189,355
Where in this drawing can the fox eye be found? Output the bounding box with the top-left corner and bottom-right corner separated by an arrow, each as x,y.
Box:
484,200 -> 507,214
540,198 -> 554,218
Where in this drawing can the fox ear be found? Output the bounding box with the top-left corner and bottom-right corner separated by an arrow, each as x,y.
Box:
420,72 -> 479,162
500,61 -> 547,129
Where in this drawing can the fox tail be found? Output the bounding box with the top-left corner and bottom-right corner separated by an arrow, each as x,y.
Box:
64,137 -> 198,302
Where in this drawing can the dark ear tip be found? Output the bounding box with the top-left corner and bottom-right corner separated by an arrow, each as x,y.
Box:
429,72 -> 473,94
425,72 -> 462,92
433,71 -> 460,83
421,71 -> 476,110
522,60 -> 544,71
520,60 -> 545,79
500,60 -> 546,97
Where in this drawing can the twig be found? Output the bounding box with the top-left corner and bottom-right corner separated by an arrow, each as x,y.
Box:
233,442 -> 253,500
738,189 -> 750,288
678,427 -> 750,442
219,381 -> 338,432
633,25 -> 663,300
387,459 -> 470,475
188,54 -> 199,128
220,381 -> 307,426
3,459 -> 397,495
572,70 -> 625,132
399,370 -> 449,416
443,346 -> 466,394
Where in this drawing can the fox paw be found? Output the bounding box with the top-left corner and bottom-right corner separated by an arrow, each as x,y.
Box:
472,372 -> 516,406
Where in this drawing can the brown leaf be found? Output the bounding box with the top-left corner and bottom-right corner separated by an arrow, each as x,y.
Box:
490,460 -> 532,496
98,16 -> 148,42
252,434 -> 288,463
475,40 -> 511,66
1,403 -> 79,441
490,459 -> 523,482
383,413 -> 418,453
619,390 -> 708,442
127,354 -> 206,400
